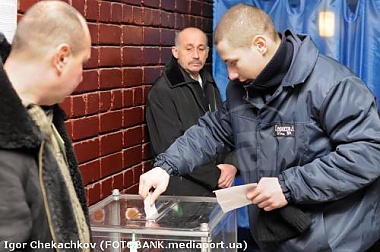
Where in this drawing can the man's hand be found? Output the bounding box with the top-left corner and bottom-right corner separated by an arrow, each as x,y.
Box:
246,177 -> 288,211
217,164 -> 237,188
139,167 -> 169,204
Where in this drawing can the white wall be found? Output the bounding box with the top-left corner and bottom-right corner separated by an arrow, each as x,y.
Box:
0,0 -> 17,42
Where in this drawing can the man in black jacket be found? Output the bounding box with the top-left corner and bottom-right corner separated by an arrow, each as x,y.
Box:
146,27 -> 237,196
0,1 -> 91,251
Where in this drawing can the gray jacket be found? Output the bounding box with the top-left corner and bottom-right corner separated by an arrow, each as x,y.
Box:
154,31 -> 380,251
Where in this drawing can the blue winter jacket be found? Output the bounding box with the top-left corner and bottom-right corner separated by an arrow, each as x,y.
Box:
154,31 -> 380,251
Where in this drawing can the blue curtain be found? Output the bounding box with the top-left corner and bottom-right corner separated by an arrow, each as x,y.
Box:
213,0 -> 380,101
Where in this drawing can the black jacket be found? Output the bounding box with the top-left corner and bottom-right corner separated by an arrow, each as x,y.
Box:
146,56 -> 233,196
0,33 -> 90,251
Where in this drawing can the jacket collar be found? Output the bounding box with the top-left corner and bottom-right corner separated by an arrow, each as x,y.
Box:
0,33 -> 41,149
281,30 -> 319,87
164,56 -> 215,88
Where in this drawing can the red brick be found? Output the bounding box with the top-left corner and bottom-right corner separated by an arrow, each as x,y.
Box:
162,47 -> 172,63
86,0 -> 99,21
123,68 -> 143,87
99,69 -> 123,89
79,160 -> 101,185
125,184 -> 138,194
72,116 -> 99,140
99,47 -> 122,67
123,89 -> 134,107
74,138 -> 100,164
122,5 -> 133,23
176,0 -> 189,14
99,91 -> 112,112
77,70 -> 98,93
99,110 -> 123,133
111,89 -> 124,109
133,87 -> 143,106
142,85 -> 151,104
112,173 -> 124,191
124,145 -> 142,167
190,1 -> 202,16
161,12 -> 175,29
161,29 -> 175,46
86,93 -> 100,115
101,177 -> 113,199
60,97 -> 72,117
143,9 -> 154,26
124,126 -> 142,148
88,24 -> 99,45
143,27 -> 160,45
183,15 -> 192,27
98,24 -> 122,45
100,132 -> 123,156
162,0 -> 176,11
132,7 -> 143,25
71,95 -> 86,117
190,16 -> 202,27
87,183 -> 101,205
142,160 -> 153,173
143,67 -> 162,84
143,47 -> 160,65
142,142 -> 153,160
142,124 -> 149,143
151,9 -> 162,26
132,164 -> 143,183
123,168 -> 134,188
100,152 -> 123,177
111,3 -> 123,23
99,1 -> 111,22
122,47 -> 143,66
123,25 -> 143,45
175,14 -> 185,29
123,107 -> 143,127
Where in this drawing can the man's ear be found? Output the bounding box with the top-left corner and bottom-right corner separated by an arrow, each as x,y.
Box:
205,46 -> 210,58
171,46 -> 179,59
251,35 -> 267,55
53,44 -> 70,74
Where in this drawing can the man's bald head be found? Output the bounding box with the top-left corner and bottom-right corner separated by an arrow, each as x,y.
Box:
11,0 -> 89,59
174,27 -> 208,48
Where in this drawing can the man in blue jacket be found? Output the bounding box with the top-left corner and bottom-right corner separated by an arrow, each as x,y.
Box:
140,3 -> 380,251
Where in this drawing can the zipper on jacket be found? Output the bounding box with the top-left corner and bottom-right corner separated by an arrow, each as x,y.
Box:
244,86 -> 249,101
38,141 -> 60,252
189,82 -> 208,113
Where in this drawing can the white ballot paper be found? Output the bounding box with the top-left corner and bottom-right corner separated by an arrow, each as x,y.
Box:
144,193 -> 158,219
214,183 -> 257,213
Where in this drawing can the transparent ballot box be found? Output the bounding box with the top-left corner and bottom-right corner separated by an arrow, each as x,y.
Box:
89,190 -> 237,252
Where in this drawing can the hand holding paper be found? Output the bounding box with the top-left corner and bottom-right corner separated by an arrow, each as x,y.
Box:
214,183 -> 257,213
144,193 -> 158,219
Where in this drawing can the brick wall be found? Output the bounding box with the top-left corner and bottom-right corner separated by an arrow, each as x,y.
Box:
18,0 -> 213,206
